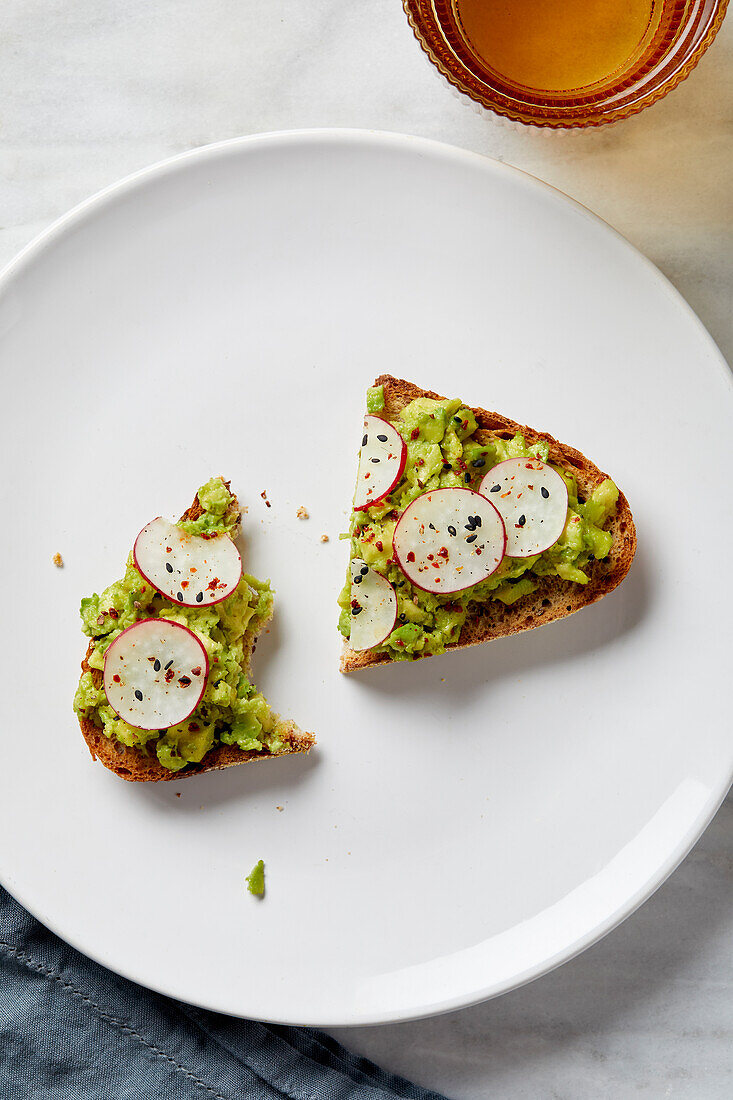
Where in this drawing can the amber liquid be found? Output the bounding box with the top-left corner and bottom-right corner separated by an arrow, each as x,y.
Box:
454,0 -> 668,93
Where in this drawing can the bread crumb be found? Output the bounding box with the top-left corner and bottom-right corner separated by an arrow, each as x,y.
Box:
297,506 -> 309,520
320,534 -> 329,543
52,552 -> 63,567
276,805 -> 284,812
260,490 -> 271,508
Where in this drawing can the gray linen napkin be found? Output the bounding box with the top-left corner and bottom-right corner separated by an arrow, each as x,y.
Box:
0,887 -> 449,1100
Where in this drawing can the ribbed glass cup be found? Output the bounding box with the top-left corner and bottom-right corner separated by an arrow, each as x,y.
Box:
403,0 -> 728,128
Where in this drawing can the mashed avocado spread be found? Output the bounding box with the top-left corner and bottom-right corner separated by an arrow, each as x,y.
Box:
74,478 -> 290,772
338,386 -> 619,660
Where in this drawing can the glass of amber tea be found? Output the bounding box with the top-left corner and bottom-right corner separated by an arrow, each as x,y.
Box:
403,0 -> 728,127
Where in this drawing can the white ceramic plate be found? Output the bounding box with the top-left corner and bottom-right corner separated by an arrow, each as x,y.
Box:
1,131 -> 731,1027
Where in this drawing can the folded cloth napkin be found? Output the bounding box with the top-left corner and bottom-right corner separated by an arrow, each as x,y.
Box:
1,887 -> 448,1100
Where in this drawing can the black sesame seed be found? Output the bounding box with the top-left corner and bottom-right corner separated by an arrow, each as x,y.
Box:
490,484 -> 501,493
443,461 -> 452,471
353,574 -> 363,584
429,523 -> 436,530
153,658 -> 161,672
471,458 -> 486,468
466,533 -> 478,543
164,660 -> 173,670
517,515 -> 526,527
473,515 -> 482,527
464,472 -> 471,483
453,415 -> 462,424
362,434 -> 368,446
360,564 -> 369,576
465,520 -> 475,531
371,457 -> 380,464
165,561 -> 173,573
398,614 -> 407,623
352,606 -> 363,616
541,486 -> 550,499
447,525 -> 456,536
134,690 -> 143,701
177,591 -> 183,601
377,433 -> 388,442
196,592 -> 203,602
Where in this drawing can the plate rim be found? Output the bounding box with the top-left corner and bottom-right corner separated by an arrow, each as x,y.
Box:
1,128 -> 731,1027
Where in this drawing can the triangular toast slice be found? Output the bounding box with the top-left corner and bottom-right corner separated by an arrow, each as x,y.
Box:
75,479 -> 315,781
340,376 -> 636,672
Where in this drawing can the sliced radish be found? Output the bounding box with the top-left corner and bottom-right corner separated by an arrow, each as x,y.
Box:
349,558 -> 398,651
134,517 -> 241,607
103,619 -> 208,731
393,488 -> 505,594
478,457 -> 568,557
353,415 -> 407,511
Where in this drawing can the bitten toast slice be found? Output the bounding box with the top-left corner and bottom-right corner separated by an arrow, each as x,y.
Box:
77,481 -> 315,780
341,376 -> 636,672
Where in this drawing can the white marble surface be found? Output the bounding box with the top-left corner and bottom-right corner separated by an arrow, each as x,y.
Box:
1,2 -> 731,1096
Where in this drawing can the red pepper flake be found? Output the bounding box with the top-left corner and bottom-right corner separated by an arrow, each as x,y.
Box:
206,577 -> 220,591
364,473 -> 371,480
528,485 -> 534,490
438,547 -> 448,559
166,546 -> 172,553
415,458 -> 424,468
461,419 -> 468,430
375,540 -> 383,552
434,577 -> 441,583
351,598 -> 360,609
107,608 -> 119,619
191,666 -> 202,676
178,675 -> 192,687
112,674 -> 121,684
181,580 -> 189,589
188,722 -> 200,732
190,566 -> 197,573
165,669 -> 174,683
410,428 -> 420,440
427,553 -> 434,560
260,490 -> 272,508
406,551 -> 415,562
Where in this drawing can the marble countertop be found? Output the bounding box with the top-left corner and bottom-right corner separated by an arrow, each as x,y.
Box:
1,3 -> 730,1096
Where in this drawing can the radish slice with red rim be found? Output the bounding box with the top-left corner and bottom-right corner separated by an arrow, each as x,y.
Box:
134,517 -> 241,607
353,416 -> 406,511
103,618 -> 208,730
349,558 -> 398,651
479,457 -> 568,557
393,488 -> 505,594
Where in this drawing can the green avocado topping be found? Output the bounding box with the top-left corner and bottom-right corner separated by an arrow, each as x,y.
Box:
73,478 -> 290,772
246,859 -> 266,896
339,394 -> 619,660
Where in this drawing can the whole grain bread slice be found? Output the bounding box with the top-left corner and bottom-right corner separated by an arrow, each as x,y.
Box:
78,481 -> 315,781
341,376 -> 637,673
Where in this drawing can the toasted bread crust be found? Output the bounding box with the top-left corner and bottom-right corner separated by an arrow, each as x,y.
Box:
78,481 -> 315,781
341,376 -> 637,672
